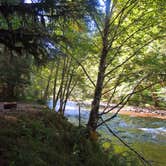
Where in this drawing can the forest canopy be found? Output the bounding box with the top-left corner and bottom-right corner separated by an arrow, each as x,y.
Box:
0,0 -> 165,119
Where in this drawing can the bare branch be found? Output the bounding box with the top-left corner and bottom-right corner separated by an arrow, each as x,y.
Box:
90,12 -> 104,38
101,74 -> 151,116
103,69 -> 144,89
102,70 -> 125,112
113,10 -> 156,42
107,23 -> 155,65
109,0 -> 137,28
58,44 -> 96,88
105,36 -> 165,78
102,80 -> 120,111
98,78 -> 161,126
70,55 -> 96,87
107,0 -> 139,49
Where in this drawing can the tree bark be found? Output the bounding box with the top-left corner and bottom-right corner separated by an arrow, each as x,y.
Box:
58,58 -> 71,114
87,48 -> 108,130
54,58 -> 66,113
87,0 -> 111,131
43,63 -> 54,102
52,61 -> 60,110
62,69 -> 74,114
6,83 -> 15,101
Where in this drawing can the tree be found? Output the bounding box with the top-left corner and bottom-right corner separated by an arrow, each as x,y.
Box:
0,45 -> 32,100
87,0 -> 166,131
0,0 -> 99,100
51,20 -> 95,114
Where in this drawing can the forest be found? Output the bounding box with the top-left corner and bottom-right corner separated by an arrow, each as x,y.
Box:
0,0 -> 166,166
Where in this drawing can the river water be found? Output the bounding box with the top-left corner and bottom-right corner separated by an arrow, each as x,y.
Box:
48,101 -> 166,166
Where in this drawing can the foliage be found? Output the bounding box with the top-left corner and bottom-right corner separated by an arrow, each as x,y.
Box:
0,110 -> 137,166
0,0 -> 99,101
21,0 -> 166,110
0,46 -> 32,101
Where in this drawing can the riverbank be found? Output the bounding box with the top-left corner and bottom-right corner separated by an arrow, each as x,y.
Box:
79,101 -> 166,120
108,105 -> 166,119
112,109 -> 166,120
0,101 -> 166,120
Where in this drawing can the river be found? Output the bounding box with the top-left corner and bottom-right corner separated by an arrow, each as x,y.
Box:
48,100 -> 166,166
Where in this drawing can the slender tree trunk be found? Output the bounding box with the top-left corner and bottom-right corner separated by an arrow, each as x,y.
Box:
58,59 -> 68,114
78,103 -> 81,127
62,69 -> 74,114
52,61 -> 60,110
59,59 -> 70,115
152,92 -> 159,107
55,58 -> 66,113
6,83 -> 15,101
59,58 -> 72,114
87,0 -> 111,131
43,63 -> 54,102
87,48 -> 108,130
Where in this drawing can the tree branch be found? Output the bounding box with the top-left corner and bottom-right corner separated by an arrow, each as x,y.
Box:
105,36 -> 165,78
98,78 -> 161,125
100,117 -> 152,166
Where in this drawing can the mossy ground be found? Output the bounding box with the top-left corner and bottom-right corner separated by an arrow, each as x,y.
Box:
0,110 -> 113,166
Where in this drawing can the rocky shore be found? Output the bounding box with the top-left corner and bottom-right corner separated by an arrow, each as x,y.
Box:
104,105 -> 166,119
112,109 -> 166,120
119,105 -> 166,116
80,101 -> 166,119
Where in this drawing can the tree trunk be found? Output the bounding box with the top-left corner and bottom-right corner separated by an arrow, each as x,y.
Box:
87,0 -> 111,131
152,93 -> 159,107
87,48 -> 108,130
58,59 -> 70,114
52,61 -> 60,110
43,63 -> 54,102
62,69 -> 74,114
6,83 -> 15,101
55,58 -> 66,113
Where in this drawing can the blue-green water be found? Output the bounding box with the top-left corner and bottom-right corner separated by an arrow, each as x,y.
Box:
48,101 -> 166,165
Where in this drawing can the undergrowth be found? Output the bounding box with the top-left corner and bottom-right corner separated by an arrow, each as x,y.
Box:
0,111 -> 139,166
